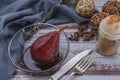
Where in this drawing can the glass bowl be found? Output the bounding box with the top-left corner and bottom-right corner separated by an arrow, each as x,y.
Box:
8,23 -> 70,75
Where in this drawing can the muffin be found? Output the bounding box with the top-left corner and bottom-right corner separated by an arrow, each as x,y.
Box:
102,1 -> 120,16
76,0 -> 96,17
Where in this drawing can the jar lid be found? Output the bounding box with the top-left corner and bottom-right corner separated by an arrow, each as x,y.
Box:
99,15 -> 120,40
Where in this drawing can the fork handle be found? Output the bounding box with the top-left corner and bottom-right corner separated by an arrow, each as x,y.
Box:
67,72 -> 75,80
49,49 -> 93,80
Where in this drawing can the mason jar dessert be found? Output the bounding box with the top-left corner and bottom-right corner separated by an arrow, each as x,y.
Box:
96,15 -> 120,55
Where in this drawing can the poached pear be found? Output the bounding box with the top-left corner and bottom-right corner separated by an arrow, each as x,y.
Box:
30,26 -> 67,66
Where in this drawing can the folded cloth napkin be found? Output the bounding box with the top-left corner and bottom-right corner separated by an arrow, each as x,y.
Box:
0,0 -> 88,80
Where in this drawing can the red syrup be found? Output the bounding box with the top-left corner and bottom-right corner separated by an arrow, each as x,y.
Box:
23,47 -> 61,71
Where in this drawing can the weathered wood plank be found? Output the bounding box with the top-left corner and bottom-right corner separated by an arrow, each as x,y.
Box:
23,27 -> 120,80
12,0 -> 120,80
24,27 -> 120,73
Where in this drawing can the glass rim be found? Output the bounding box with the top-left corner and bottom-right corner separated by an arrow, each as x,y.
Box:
8,23 -> 70,73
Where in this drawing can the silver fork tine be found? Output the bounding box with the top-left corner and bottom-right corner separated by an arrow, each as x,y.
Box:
75,56 -> 87,68
75,52 -> 94,69
82,53 -> 96,71
67,52 -> 95,80
75,53 -> 95,71
67,54 -> 92,79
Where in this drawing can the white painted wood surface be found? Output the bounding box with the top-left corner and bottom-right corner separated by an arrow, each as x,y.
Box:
22,28 -> 120,80
11,0 -> 120,80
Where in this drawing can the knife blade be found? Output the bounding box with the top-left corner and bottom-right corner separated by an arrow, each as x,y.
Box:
49,49 -> 93,80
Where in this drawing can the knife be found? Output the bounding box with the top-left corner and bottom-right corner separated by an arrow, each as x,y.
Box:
49,49 -> 93,80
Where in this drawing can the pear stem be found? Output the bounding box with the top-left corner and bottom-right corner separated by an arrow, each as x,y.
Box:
58,26 -> 68,33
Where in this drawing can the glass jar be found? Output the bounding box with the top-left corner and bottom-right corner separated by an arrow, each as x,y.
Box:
96,30 -> 120,55
10,69 -> 33,80
96,15 -> 120,56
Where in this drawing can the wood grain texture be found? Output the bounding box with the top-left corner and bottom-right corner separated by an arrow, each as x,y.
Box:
11,0 -> 120,80
21,23 -> 120,80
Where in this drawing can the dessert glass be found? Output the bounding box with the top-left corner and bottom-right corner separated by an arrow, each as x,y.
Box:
8,23 -> 70,75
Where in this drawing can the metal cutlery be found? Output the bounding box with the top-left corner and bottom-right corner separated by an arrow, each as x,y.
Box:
49,49 -> 94,80
67,52 -> 96,80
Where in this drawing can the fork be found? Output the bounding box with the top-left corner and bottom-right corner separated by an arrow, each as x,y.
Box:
67,52 -> 96,80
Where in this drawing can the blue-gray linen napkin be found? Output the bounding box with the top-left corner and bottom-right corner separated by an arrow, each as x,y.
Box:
0,0 -> 88,80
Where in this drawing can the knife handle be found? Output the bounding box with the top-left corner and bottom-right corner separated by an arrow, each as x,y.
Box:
49,49 -> 93,80
49,62 -> 74,80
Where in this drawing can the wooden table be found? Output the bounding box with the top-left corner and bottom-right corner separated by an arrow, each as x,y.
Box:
59,23 -> 120,80
11,24 -> 120,80
10,0 -> 120,80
